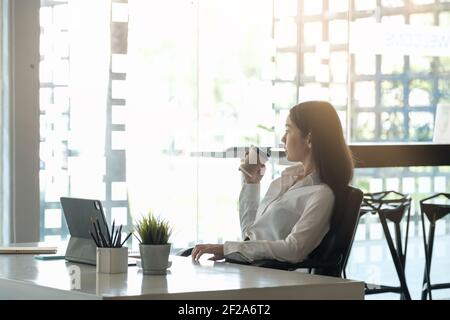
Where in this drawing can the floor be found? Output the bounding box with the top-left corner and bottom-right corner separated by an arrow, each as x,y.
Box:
346,234 -> 450,300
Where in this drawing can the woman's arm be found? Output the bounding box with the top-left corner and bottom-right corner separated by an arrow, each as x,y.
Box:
227,187 -> 335,263
238,150 -> 265,239
238,183 -> 260,240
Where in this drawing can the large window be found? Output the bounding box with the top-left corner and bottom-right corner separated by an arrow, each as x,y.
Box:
38,0 -> 450,251
349,0 -> 450,143
39,0 -> 113,243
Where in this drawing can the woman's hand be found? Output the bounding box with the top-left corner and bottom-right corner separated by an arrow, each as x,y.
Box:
191,244 -> 224,261
239,151 -> 266,184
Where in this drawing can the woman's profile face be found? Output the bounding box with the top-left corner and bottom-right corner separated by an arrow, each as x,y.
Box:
281,116 -> 311,162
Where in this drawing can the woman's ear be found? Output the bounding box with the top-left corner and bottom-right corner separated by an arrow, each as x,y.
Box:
307,133 -> 312,149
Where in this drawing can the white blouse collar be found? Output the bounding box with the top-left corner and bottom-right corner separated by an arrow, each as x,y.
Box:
281,163 -> 322,190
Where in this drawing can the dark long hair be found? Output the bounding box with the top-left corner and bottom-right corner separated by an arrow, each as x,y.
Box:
289,101 -> 354,197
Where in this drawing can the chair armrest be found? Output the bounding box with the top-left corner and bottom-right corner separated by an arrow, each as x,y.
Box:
251,257 -> 341,271
181,248 -> 341,275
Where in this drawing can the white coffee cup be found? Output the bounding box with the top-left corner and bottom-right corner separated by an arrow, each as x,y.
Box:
239,146 -> 269,177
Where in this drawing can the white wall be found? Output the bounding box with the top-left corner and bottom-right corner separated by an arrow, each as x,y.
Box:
10,0 -> 40,242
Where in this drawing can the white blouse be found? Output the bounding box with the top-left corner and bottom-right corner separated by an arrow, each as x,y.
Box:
223,163 -> 335,263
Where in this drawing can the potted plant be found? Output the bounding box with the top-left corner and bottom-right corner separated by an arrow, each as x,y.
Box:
135,211 -> 172,275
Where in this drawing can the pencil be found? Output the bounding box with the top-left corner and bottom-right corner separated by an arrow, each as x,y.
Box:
89,231 -> 100,247
120,232 -> 132,247
116,225 -> 122,248
103,218 -> 112,247
111,220 -> 115,247
116,225 -> 122,246
92,220 -> 103,247
96,219 -> 108,248
113,229 -> 119,247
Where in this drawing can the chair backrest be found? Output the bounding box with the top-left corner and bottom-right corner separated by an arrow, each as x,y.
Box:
308,185 -> 363,276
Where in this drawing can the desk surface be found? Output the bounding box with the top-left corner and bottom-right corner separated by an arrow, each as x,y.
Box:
0,243 -> 364,300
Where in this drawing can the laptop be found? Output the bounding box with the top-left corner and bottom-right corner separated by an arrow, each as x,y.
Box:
60,197 -> 137,266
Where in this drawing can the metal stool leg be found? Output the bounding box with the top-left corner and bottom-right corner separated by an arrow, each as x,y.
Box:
379,214 -> 411,300
394,222 -> 405,270
394,221 -> 408,300
403,204 -> 411,268
421,213 -> 435,300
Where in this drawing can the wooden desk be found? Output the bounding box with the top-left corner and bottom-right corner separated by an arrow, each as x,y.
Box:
0,243 -> 364,300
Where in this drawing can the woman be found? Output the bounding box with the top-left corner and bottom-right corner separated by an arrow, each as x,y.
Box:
192,101 -> 354,263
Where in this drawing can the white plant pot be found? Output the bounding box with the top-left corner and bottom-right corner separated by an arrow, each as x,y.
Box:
139,244 -> 171,275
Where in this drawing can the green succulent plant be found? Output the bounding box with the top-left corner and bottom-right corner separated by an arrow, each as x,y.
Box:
135,211 -> 172,245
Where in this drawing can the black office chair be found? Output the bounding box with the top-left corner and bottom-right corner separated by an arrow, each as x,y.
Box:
179,186 -> 363,278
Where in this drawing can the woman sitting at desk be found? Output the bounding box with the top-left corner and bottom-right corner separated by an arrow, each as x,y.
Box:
192,101 -> 354,263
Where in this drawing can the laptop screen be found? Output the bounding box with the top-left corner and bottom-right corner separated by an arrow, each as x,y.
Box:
60,197 -> 137,265
60,197 -> 108,240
